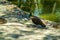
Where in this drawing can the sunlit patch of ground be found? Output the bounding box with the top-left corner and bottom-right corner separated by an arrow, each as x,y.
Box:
0,21 -> 60,40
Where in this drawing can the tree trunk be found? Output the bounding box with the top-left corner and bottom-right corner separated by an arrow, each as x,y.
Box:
34,0 -> 38,9
34,0 -> 39,17
52,2 -> 56,14
18,0 -> 21,7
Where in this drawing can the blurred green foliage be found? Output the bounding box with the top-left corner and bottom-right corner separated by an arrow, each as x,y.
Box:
7,0 -> 60,23
7,0 -> 35,13
40,13 -> 60,23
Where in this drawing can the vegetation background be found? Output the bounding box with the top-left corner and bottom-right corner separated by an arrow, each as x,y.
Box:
7,0 -> 60,23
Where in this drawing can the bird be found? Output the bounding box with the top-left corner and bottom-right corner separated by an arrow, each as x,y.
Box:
29,13 -> 46,28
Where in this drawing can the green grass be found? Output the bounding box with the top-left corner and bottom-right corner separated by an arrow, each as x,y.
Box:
40,13 -> 60,23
